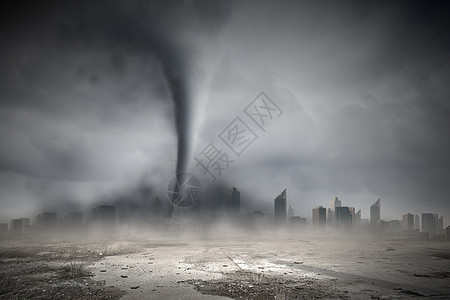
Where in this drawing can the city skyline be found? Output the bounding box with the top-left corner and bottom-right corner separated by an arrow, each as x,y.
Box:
1,187 -> 447,235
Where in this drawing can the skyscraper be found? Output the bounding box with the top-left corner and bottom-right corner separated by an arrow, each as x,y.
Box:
312,206 -> 326,229
228,186 -> 241,218
414,214 -> 420,231
421,213 -> 437,235
274,189 -> 287,225
349,207 -> 355,225
329,196 -> 341,227
437,216 -> 444,234
370,199 -> 381,228
335,206 -> 353,229
330,196 -> 341,211
355,209 -> 361,226
402,213 -> 414,231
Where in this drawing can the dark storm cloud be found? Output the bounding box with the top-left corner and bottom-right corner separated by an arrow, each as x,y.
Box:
0,0 -> 232,218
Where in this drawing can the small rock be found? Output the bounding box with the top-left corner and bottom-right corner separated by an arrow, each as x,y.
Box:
121,275 -> 128,278
130,286 -> 140,289
294,261 -> 303,264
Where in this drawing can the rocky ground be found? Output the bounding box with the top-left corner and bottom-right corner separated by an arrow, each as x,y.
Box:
1,232 -> 450,299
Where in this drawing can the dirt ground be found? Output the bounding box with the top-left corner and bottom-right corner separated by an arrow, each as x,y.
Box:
1,232 -> 450,299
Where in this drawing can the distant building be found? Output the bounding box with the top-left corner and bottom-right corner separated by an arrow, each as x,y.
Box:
327,208 -> 334,225
36,212 -> 57,231
228,187 -> 240,218
10,219 -> 23,235
21,218 -> 30,233
421,213 -> 438,235
0,223 -> 8,234
312,206 -> 326,229
274,189 -> 287,225
288,206 -> 294,219
335,206 -> 353,229
360,219 -> 369,226
92,205 -> 116,231
65,212 -> 83,227
370,199 -> 381,228
446,226 -> 450,241
377,219 -> 386,233
349,207 -> 355,225
328,197 -> 341,227
355,210 -> 361,226
330,196 -> 341,211
390,220 -> 401,233
402,213 -> 414,231
414,214 -> 420,231
437,216 -> 444,234
289,216 -> 307,229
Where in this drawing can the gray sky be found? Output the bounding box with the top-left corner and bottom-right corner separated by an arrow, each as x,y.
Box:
1,0 -> 449,225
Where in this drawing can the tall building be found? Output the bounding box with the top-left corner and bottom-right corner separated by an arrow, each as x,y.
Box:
227,187 -> 240,218
355,209 -> 361,226
414,214 -> 420,231
446,226 -> 450,241
335,206 -> 353,229
370,199 -> 381,228
274,189 -> 287,225
288,206 -> 294,219
437,216 -> 444,234
402,213 -> 414,231
330,197 -> 341,211
328,196 -> 341,227
349,207 -> 355,225
421,213 -> 437,235
327,208 -> 334,225
312,206 -> 326,229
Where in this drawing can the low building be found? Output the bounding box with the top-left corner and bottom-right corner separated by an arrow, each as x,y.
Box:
10,219 -> 23,235
0,223 -> 8,234
37,212 -> 57,231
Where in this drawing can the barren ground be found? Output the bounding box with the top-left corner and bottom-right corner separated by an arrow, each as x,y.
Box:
1,232 -> 450,299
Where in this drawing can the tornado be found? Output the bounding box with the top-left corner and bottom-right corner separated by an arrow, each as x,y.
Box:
158,47 -> 191,210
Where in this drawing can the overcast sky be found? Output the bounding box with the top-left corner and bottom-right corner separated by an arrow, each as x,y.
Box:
1,0 -> 449,225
